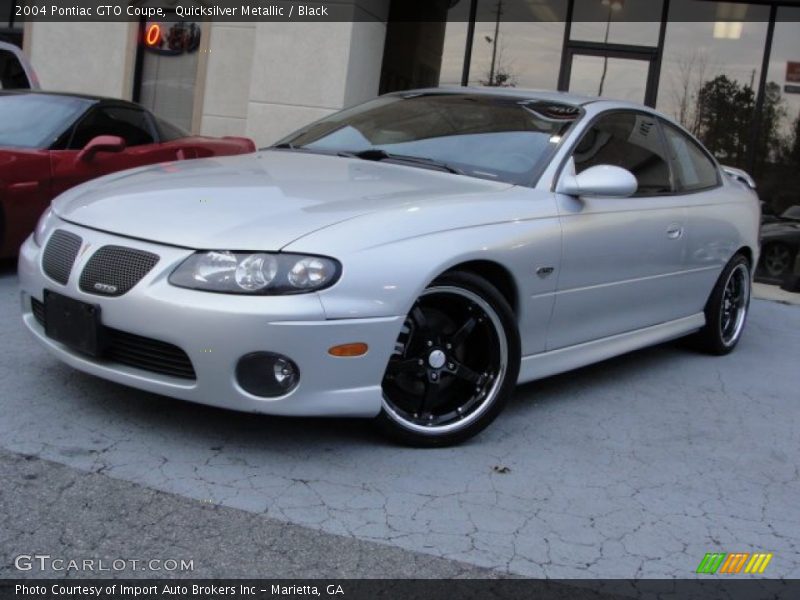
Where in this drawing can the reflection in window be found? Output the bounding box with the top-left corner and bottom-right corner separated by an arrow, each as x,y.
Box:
573,112 -> 673,196
467,0 -> 566,89
380,0 -> 567,93
568,55 -> 649,102
467,21 -> 565,88
570,0 -> 663,47
662,121 -> 719,191
379,1 -> 470,93
757,7 -> 800,217
656,0 -> 769,171
282,94 -> 580,186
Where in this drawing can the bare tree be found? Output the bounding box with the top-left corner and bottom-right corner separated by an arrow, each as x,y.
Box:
670,52 -> 709,135
481,0 -> 517,87
481,44 -> 517,87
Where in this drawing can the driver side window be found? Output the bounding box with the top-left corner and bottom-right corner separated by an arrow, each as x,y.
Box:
573,112 -> 674,196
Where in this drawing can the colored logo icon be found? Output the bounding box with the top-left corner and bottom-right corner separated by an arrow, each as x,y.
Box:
696,552 -> 773,574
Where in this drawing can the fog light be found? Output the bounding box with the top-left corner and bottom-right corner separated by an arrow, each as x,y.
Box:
236,352 -> 299,397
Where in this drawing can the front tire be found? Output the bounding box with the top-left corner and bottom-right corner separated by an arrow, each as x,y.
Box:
378,272 -> 520,447
693,254 -> 751,355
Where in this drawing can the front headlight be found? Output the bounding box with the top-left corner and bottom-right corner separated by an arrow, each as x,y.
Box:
169,251 -> 341,294
33,207 -> 57,246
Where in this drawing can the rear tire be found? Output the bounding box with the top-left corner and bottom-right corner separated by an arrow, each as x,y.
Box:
377,271 -> 520,447
692,254 -> 751,355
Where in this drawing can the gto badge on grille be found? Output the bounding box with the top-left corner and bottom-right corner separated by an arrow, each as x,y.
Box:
93,282 -> 118,294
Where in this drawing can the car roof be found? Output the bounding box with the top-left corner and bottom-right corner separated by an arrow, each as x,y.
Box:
0,89 -> 141,108
389,86 -> 646,109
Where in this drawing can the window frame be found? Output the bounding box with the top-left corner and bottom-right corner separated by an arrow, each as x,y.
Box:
658,118 -> 723,194
554,107 -> 678,198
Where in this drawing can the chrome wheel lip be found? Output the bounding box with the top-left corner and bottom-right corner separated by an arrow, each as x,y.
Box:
381,285 -> 508,436
720,263 -> 750,347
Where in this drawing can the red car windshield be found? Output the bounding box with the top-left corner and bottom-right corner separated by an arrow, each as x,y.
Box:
0,93 -> 91,149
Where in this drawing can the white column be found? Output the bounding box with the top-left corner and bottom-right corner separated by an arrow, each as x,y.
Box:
25,22 -> 137,99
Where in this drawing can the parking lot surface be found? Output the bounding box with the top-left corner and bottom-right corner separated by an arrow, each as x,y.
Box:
1,267 -> 799,578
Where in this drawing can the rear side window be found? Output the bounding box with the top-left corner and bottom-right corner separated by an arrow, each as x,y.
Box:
0,48 -> 31,89
572,112 -> 674,196
661,122 -> 719,192
69,106 -> 156,149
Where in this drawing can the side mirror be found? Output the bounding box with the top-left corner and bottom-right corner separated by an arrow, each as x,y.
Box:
557,162 -> 638,198
77,135 -> 126,162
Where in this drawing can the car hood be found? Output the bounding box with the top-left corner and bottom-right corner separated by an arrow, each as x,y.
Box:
53,150 -> 513,250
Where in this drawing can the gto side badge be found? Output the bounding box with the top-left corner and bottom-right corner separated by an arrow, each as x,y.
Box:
94,282 -> 118,294
536,266 -> 555,278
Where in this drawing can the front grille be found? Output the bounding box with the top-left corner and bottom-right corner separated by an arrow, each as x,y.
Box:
42,230 -> 82,285
30,297 -> 195,380
105,329 -> 196,380
79,246 -> 159,297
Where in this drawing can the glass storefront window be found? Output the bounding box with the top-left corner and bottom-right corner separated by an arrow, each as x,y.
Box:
656,1 -> 770,171
757,7 -> 800,223
567,54 -> 650,102
570,0 -> 663,47
439,20 -> 469,86
379,1 -> 470,93
381,0 -> 566,92
467,0 -> 566,88
138,19 -> 201,132
467,21 -> 565,88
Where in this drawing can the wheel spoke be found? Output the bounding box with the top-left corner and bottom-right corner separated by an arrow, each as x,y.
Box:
411,305 -> 428,333
450,315 -> 477,348
419,378 -> 441,414
387,357 -> 423,376
449,360 -> 483,385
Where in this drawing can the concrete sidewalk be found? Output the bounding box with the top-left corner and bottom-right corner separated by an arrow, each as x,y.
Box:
753,282 -> 800,305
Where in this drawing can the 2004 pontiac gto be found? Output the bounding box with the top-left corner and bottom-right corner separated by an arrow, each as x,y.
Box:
19,88 -> 759,445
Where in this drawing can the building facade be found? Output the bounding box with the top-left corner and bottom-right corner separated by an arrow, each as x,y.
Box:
16,0 -> 800,211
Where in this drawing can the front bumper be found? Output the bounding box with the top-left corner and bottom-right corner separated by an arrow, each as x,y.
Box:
18,224 -> 403,417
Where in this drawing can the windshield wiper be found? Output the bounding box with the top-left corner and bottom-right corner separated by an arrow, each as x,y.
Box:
339,148 -> 463,175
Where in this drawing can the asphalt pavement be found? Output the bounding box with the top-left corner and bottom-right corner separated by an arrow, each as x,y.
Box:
1,265 -> 798,578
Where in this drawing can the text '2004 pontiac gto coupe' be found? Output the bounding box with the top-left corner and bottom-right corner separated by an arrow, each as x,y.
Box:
19,89 -> 759,445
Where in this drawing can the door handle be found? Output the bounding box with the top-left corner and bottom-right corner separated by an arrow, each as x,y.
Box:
666,224 -> 683,240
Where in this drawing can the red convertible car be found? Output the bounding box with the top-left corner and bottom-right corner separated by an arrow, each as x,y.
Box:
0,90 -> 256,257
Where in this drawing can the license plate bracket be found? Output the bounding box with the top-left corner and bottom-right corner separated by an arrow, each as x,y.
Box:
44,290 -> 103,357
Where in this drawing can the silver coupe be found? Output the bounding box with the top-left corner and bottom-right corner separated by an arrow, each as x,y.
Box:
19,88 -> 760,446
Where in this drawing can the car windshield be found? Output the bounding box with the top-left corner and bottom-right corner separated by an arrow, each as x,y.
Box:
275,93 -> 582,185
780,205 -> 800,220
0,93 -> 91,148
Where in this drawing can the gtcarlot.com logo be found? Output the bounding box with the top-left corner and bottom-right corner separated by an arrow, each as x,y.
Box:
696,552 -> 773,574
14,554 -> 194,573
